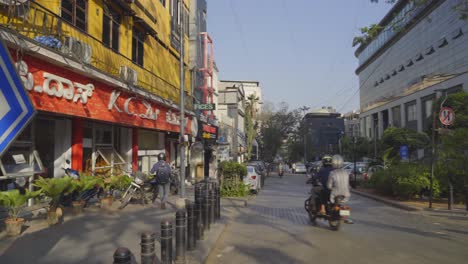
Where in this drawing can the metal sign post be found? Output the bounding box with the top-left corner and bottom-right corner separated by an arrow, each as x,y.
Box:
0,39 -> 36,157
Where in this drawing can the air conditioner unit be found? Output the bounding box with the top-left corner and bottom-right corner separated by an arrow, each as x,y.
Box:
61,36 -> 92,64
119,66 -> 138,85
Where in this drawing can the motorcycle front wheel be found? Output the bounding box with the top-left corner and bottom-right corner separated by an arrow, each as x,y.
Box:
304,198 -> 317,225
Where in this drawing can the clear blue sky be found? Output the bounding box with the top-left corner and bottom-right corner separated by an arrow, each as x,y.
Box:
208,0 -> 392,113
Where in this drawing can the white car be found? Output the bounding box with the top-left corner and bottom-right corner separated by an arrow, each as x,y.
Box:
244,166 -> 260,193
293,163 -> 307,174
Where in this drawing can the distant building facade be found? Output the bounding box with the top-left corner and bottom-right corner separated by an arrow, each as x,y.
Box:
303,107 -> 345,161
217,81 -> 247,162
343,111 -> 360,138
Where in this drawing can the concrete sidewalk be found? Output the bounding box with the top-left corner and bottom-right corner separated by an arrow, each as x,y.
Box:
352,189 -> 468,217
0,191 -> 227,264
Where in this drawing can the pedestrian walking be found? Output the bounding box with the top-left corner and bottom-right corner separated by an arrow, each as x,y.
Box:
150,153 -> 172,209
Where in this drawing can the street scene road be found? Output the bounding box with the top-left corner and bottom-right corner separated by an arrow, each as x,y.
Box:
208,173 -> 468,264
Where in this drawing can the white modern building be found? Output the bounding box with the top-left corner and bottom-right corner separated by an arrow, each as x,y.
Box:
217,81 -> 247,162
343,110 -> 361,138
355,0 -> 468,150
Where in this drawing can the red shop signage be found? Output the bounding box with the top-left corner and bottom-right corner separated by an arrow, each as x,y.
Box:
202,124 -> 217,134
13,54 -> 192,134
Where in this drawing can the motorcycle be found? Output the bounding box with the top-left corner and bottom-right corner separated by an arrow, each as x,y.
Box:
304,178 -> 351,231
278,164 -> 284,178
119,171 -> 158,209
169,167 -> 180,195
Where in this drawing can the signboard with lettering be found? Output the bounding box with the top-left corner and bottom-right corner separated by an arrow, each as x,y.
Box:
13,54 -> 193,134
194,104 -> 216,110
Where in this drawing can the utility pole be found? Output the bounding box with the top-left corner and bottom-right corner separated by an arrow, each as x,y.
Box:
374,117 -> 378,160
299,106 -> 310,164
353,136 -> 357,189
178,0 -> 186,199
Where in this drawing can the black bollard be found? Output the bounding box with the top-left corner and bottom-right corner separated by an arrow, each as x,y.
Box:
209,187 -> 216,224
113,247 -> 132,264
212,181 -> 219,221
175,210 -> 186,264
186,202 -> 196,251
161,220 -> 173,264
203,184 -> 211,230
195,197 -> 205,240
217,182 -> 221,220
141,232 -> 156,264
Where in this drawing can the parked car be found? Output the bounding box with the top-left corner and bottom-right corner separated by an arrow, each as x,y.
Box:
348,163 -> 369,182
293,163 -> 307,174
244,165 -> 260,193
247,161 -> 266,187
367,165 -> 384,180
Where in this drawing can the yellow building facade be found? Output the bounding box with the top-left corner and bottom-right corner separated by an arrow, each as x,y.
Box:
0,0 -> 191,104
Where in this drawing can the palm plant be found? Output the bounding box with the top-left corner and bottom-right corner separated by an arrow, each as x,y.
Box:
33,176 -> 74,209
71,175 -> 102,195
0,190 -> 38,220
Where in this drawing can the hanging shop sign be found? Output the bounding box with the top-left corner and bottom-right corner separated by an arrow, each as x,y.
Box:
202,124 -> 218,140
14,54 -> 192,134
194,103 -> 216,110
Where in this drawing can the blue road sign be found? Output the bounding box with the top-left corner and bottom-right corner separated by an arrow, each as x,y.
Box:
0,39 -> 35,156
400,145 -> 409,161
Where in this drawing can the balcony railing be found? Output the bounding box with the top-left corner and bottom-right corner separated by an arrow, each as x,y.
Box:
0,1 -> 193,110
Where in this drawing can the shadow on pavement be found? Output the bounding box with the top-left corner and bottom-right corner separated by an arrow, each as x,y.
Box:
232,244 -> 303,264
356,219 -> 452,240
0,206 -> 174,264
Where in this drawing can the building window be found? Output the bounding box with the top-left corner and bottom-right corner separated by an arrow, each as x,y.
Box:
422,96 -> 434,132
102,7 -> 121,52
61,0 -> 87,32
132,27 -> 145,66
392,106 -> 401,127
406,103 -> 417,121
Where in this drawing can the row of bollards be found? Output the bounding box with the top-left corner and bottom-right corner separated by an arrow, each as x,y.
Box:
113,179 -> 221,264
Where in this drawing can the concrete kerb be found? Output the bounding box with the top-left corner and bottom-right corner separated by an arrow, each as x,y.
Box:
188,219 -> 228,264
351,189 -> 420,212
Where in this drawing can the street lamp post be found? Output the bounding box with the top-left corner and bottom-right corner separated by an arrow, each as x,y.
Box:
178,0 -> 186,199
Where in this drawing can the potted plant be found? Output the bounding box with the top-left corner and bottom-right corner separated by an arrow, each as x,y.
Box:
70,175 -> 102,214
0,189 -> 38,236
33,176 -> 73,225
100,175 -> 120,208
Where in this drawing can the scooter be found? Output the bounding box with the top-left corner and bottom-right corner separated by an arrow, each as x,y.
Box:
304,179 -> 351,231
278,164 -> 284,178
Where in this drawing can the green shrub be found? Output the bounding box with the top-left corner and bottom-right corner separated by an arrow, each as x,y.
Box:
219,161 -> 248,197
368,163 -> 440,200
368,169 -> 393,196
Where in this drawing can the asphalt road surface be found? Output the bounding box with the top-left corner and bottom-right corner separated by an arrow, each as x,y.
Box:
207,173 -> 468,264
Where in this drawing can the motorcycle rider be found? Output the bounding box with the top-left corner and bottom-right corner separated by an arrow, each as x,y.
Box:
327,154 -> 351,206
316,155 -> 333,214
150,153 -> 172,209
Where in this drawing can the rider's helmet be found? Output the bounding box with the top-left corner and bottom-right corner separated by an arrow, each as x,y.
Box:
331,154 -> 344,169
322,155 -> 332,167
158,152 -> 166,161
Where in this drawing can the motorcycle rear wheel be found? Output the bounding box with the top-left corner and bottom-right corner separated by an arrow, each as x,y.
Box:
119,188 -> 134,209
329,219 -> 341,231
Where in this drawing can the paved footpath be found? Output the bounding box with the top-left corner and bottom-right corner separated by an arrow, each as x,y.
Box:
0,188 -> 223,264
207,173 -> 468,264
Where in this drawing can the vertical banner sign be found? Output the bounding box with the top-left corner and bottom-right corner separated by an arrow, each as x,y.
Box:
399,145 -> 409,161
0,40 -> 36,156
